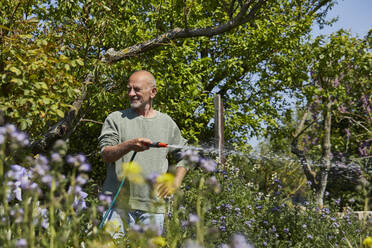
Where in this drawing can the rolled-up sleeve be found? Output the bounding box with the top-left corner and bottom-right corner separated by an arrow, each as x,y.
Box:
98,115 -> 120,153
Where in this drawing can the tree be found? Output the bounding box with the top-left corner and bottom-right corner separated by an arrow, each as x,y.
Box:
1,0 -> 333,147
286,31 -> 371,207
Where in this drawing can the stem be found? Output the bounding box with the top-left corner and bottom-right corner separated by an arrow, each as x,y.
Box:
70,170 -> 79,248
196,176 -> 205,245
29,197 -> 36,248
0,142 -> 5,177
49,178 -> 56,248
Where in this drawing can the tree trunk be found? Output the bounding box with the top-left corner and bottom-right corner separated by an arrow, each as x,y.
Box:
315,97 -> 332,207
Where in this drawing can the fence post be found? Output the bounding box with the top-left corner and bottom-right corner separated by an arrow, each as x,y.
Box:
214,94 -> 225,164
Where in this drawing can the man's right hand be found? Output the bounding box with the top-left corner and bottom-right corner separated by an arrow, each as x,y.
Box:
129,138 -> 153,152
101,138 -> 153,163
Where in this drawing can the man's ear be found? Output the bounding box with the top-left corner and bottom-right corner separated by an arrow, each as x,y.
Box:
151,87 -> 157,99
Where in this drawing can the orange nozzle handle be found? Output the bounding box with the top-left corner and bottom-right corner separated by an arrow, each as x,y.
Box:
148,142 -> 168,148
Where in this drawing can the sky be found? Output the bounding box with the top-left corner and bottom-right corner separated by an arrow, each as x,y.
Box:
311,0 -> 372,37
248,0 -> 372,148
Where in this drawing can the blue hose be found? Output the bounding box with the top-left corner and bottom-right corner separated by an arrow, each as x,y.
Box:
98,151 -> 137,229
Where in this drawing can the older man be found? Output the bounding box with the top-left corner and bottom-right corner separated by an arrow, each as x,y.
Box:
98,70 -> 187,238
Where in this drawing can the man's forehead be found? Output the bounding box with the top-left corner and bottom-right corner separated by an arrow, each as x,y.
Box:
129,71 -> 154,81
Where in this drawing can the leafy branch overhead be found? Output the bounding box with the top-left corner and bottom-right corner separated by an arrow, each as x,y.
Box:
102,0 -> 266,63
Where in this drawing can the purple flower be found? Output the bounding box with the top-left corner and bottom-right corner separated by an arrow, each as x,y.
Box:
36,155 -> 48,166
6,124 -> 16,133
14,186 -> 22,201
219,225 -> 226,231
231,234 -> 254,248
36,206 -> 49,229
99,194 -> 112,205
189,214 -> 199,224
181,150 -> 200,163
183,240 -> 203,248
76,175 -> 88,185
283,228 -> 289,233
33,163 -> 49,176
181,220 -> 188,228
7,165 -> 27,179
132,224 -> 143,233
16,238 -> 27,247
66,155 -> 77,165
146,172 -> 159,185
51,153 -> 62,163
73,190 -> 88,212
200,158 -> 217,172
307,234 -> 313,239
41,175 -> 53,187
322,208 -> 330,215
79,163 -> 91,172
98,206 -> 105,213
76,154 -> 87,163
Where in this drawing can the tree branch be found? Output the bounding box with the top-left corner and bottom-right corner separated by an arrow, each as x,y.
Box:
30,73 -> 94,154
291,107 -> 317,186
80,119 -> 104,125
102,1 -> 267,63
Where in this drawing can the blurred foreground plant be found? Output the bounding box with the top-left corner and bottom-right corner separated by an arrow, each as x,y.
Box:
0,124 -> 370,247
0,124 -> 100,247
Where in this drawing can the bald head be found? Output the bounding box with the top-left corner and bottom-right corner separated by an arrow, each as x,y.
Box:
127,70 -> 157,112
129,70 -> 156,88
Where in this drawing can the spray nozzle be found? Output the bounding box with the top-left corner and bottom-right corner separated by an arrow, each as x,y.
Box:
147,142 -> 168,148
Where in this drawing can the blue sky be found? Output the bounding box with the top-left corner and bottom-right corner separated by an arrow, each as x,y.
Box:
312,0 -> 372,37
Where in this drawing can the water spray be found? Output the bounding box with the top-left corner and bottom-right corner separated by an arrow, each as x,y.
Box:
98,142 -> 168,229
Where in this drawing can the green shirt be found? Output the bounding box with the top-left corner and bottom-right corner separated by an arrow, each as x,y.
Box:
98,109 -> 186,213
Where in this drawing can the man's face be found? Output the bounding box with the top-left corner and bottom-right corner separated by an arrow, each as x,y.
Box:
127,72 -> 156,110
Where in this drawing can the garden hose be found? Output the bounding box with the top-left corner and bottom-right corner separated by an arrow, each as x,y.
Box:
98,142 -> 168,229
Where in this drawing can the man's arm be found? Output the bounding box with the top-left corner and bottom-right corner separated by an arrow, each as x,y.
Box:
101,138 -> 153,163
174,166 -> 187,189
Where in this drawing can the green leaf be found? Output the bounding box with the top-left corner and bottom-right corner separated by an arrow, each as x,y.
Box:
55,109 -> 65,118
9,67 -> 21,76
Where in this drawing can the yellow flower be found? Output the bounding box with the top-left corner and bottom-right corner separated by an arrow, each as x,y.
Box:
104,219 -> 121,234
150,236 -> 166,247
363,237 -> 372,247
87,240 -> 116,248
156,173 -> 176,195
121,161 -> 144,184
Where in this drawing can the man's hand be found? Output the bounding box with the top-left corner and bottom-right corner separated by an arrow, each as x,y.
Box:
156,181 -> 178,199
129,138 -> 153,152
156,167 -> 187,198
101,137 -> 153,163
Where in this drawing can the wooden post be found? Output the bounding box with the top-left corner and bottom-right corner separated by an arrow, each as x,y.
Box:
214,94 -> 225,164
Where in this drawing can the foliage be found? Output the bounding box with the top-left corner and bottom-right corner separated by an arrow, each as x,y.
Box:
0,10 -> 83,136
